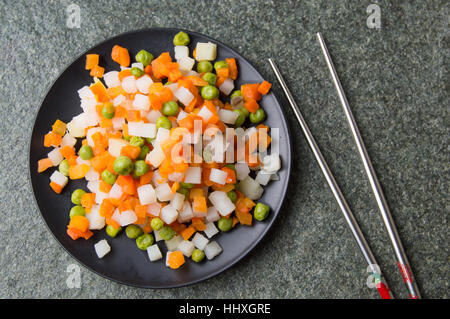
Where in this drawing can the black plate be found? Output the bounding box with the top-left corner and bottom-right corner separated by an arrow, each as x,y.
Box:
29,28 -> 292,288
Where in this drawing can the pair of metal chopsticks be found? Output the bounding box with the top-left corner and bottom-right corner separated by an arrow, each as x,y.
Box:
268,32 -> 420,299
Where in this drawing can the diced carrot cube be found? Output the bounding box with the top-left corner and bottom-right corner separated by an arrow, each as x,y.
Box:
44,132 -> 62,147
191,217 -> 206,231
168,251 -> 185,269
257,80 -> 272,95
37,158 -> 53,173
181,226 -> 196,241
85,54 -> 99,70
69,164 -> 90,179
90,64 -> 105,78
49,181 -> 63,194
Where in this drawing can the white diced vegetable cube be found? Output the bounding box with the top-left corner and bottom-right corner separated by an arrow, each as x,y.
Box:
87,180 -> 100,193
137,184 -> 156,205
132,93 -> 150,111
87,205 -> 106,230
152,169 -> 167,185
160,205 -> 178,224
76,156 -> 90,166
165,235 -> 183,251
262,153 -> 281,174
108,183 -> 123,199
152,127 -> 170,146
170,193 -> 185,211
48,148 -> 63,166
85,167 -> 100,181
235,163 -> 250,180
206,206 -> 220,223
60,133 -> 77,148
218,109 -> 239,125
195,42 -> 217,61
204,222 -> 219,238
131,62 -> 144,70
174,87 -> 194,106
197,105 -> 214,123
86,127 -> 105,147
146,110 -> 162,123
218,78 -> 234,96
192,233 -> 209,250
155,183 -> 175,202
115,210 -> 138,226
113,94 -> 125,106
66,119 -> 86,138
112,117 -> 125,131
147,202 -> 162,217
94,192 -> 109,205
209,168 -> 227,185
78,85 -> 95,100
239,176 -> 264,200
94,239 -> 111,258
103,71 -> 121,88
255,169 -> 272,186
121,75 -> 137,93
49,170 -> 68,187
174,45 -> 189,59
208,191 -> 236,216
178,240 -> 195,257
128,122 -> 156,138
178,56 -> 195,71
184,166 -> 202,184
147,244 -> 163,261
168,172 -> 185,183
204,241 -> 223,260
136,75 -> 153,94
154,229 -> 163,241
146,146 -> 165,168
178,201 -> 194,223
108,138 -> 128,157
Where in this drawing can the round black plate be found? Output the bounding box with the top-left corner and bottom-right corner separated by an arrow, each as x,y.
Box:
29,28 -> 292,288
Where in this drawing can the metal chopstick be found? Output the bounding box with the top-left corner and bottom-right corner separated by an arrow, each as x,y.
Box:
316,32 -> 421,299
268,58 -> 393,299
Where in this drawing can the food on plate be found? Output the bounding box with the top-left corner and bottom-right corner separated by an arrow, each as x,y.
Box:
36,31 -> 281,269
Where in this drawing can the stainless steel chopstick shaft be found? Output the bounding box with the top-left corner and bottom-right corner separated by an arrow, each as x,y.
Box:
268,58 -> 393,299
316,32 -> 421,299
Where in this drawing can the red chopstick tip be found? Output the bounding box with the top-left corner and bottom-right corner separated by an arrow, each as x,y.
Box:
376,282 -> 392,299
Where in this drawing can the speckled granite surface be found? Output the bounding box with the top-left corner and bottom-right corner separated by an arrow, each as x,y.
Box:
0,0 -> 448,298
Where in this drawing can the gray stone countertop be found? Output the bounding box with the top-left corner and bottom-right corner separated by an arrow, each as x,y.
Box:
0,0 -> 448,298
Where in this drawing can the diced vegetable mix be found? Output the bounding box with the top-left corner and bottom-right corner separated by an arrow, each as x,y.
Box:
37,32 -> 282,269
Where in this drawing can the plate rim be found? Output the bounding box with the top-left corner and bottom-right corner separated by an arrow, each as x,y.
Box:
27,27 -> 292,288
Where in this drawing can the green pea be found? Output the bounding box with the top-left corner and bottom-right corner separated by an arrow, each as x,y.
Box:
106,225 -> 122,238
130,136 -> 144,147
131,67 -> 144,77
201,85 -> 219,100
150,217 -> 164,231
197,61 -> 213,73
136,233 -> 154,250
59,159 -> 70,176
254,202 -> 270,221
102,102 -> 115,119
179,182 -> 193,189
230,90 -> 242,99
135,50 -> 154,67
177,187 -> 189,197
249,108 -> 266,124
101,169 -> 117,185
214,60 -> 228,71
137,145 -> 150,160
233,108 -> 247,127
202,72 -> 217,86
240,107 -> 250,117
191,249 -> 205,262
173,31 -> 190,46
125,225 -> 143,239
134,160 -> 149,177
156,116 -> 172,130
162,101 -> 179,116
113,156 -> 134,175
78,145 -> 93,160
159,225 -> 175,241
218,217 -> 233,232
71,189 -> 86,205
227,190 -> 237,203
123,135 -> 131,142
69,205 -> 86,219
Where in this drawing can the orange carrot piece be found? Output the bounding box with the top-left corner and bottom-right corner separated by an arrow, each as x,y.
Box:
168,251 -> 185,269
189,188 -> 205,200
69,164 -> 90,179
44,132 -> 62,147
85,54 -> 99,70
244,99 -> 260,113
120,145 -> 141,159
118,69 -> 132,81
52,119 -> 67,135
171,182 -> 180,193
99,181 -> 112,193
257,81 -> 272,95
60,145 -> 75,159
139,171 -> 154,186
68,215 -> 90,233
225,58 -> 238,80
90,81 -> 108,102
49,181 -> 63,194
241,83 -> 262,102
221,167 -> 236,184
90,64 -> 105,78
81,193 -> 95,211
216,67 -> 229,78
99,198 -> 115,218
111,45 -> 130,67
105,217 -> 121,230
116,175 -> 136,195
181,226 -> 196,241
193,196 -> 207,213
144,64 -> 152,75
37,158 -> 53,173
191,217 -> 206,231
